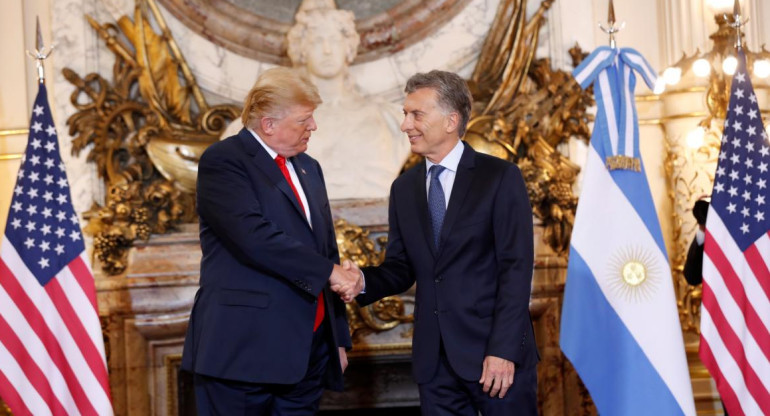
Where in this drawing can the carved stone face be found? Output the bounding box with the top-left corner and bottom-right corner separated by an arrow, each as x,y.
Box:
303,21 -> 349,79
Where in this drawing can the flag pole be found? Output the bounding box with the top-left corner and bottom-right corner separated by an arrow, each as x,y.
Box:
25,16 -> 54,85
728,0 -> 748,51
598,0 -> 625,49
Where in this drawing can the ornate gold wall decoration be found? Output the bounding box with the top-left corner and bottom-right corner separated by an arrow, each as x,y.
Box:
465,0 -> 592,256
347,297 -> 415,342
334,219 -> 386,268
665,128 -> 721,334
64,0 -> 239,274
334,219 -> 415,341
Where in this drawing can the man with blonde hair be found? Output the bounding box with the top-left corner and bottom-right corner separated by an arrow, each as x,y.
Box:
181,67 -> 362,414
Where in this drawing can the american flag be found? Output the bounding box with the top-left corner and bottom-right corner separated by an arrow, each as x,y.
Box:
0,85 -> 113,415
699,50 -> 770,416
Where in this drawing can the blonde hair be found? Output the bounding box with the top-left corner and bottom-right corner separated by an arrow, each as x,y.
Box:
241,67 -> 322,129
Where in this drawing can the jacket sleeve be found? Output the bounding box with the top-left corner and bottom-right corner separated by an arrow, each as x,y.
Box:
357,185 -> 415,306
196,144 -> 334,297
485,164 -> 535,365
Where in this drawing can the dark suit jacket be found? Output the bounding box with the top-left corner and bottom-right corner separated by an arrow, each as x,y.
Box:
683,238 -> 704,286
181,128 -> 351,390
357,142 -> 538,384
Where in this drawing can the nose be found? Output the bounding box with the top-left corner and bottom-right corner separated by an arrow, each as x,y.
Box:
400,115 -> 411,132
307,116 -> 318,131
322,39 -> 331,54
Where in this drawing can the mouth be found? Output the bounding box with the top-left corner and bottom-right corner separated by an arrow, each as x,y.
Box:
407,134 -> 422,144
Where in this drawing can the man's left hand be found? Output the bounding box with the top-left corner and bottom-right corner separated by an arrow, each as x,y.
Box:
479,355 -> 515,398
339,347 -> 348,373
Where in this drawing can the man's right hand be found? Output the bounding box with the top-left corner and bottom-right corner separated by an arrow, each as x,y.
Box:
329,260 -> 363,302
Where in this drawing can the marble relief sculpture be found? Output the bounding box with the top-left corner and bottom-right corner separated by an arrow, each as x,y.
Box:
224,0 -> 410,200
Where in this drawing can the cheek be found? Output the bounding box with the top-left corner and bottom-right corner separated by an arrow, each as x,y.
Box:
296,126 -> 308,141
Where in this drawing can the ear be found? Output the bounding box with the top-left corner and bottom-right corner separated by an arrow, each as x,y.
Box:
260,117 -> 274,135
445,112 -> 460,134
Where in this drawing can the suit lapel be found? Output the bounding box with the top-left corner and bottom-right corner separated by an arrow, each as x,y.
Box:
437,143 -> 475,258
413,162 -> 436,258
238,129 -> 309,226
291,156 -> 328,248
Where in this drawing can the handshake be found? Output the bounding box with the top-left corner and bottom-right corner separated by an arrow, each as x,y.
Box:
329,260 -> 364,303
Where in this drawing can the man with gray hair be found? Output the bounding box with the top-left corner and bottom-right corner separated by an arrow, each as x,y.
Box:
351,70 -> 539,414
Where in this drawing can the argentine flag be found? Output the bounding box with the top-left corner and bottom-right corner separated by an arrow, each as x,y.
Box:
560,47 -> 695,415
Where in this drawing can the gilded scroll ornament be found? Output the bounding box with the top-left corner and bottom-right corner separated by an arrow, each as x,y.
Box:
335,219 -> 386,268
64,0 -> 239,274
334,219 -> 415,340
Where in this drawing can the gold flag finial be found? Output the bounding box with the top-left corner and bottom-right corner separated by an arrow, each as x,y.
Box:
598,0 -> 625,48
607,0 -> 616,26
26,15 -> 54,84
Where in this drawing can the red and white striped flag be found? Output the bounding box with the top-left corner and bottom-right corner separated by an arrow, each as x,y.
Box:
700,50 -> 770,416
0,84 -> 113,415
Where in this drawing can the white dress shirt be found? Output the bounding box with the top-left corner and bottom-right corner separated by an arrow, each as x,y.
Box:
248,129 -> 312,227
424,139 -> 465,208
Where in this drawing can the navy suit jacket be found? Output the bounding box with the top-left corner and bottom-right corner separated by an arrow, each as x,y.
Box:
181,128 -> 351,390
357,142 -> 538,384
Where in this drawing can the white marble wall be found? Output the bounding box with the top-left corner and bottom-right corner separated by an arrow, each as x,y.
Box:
14,0 -> 770,220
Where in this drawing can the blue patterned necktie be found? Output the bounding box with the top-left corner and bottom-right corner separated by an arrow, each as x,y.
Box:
428,165 -> 446,250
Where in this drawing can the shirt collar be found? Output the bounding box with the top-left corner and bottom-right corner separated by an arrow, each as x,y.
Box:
248,128 -> 278,160
425,140 -> 464,176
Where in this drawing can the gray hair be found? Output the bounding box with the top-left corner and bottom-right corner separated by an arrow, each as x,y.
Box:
405,70 -> 472,137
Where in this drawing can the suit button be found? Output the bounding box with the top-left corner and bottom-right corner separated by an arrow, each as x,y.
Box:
434,310 -> 438,315
434,278 -> 440,283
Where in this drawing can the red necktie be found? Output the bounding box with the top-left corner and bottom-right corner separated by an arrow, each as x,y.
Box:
275,155 -> 325,332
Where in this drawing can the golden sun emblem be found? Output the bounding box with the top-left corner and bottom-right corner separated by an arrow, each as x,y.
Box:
622,261 -> 647,286
607,247 -> 661,302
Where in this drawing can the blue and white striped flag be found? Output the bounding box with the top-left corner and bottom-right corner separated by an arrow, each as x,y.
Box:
560,47 -> 696,415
